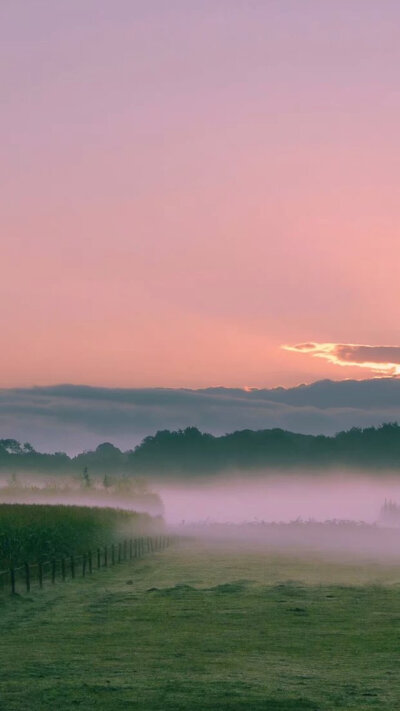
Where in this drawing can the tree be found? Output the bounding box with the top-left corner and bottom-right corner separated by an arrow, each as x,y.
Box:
103,473 -> 112,489
81,466 -> 91,488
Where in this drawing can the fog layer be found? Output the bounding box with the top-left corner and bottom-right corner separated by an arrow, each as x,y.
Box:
156,472 -> 400,525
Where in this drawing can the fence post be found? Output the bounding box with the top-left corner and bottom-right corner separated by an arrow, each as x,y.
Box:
61,558 -> 66,581
124,539 -> 127,560
82,554 -> 86,577
25,562 -> 30,593
104,546 -> 108,567
129,538 -> 133,560
118,543 -> 121,563
10,567 -> 15,595
88,551 -> 92,574
51,559 -> 56,584
38,562 -> 43,589
70,555 -> 75,579
111,544 -> 115,565
97,548 -> 101,569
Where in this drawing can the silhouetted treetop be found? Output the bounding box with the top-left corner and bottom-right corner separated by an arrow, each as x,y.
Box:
1,423 -> 400,476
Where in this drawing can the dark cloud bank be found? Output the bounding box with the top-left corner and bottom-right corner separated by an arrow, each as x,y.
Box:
1,378 -> 400,454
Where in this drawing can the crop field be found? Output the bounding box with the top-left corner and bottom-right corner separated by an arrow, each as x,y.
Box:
0,503 -> 159,568
1,538 -> 400,710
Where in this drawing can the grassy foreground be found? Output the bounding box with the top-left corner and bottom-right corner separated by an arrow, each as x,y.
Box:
1,539 -> 400,710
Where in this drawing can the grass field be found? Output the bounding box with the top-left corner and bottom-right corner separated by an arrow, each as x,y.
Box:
1,538 -> 400,710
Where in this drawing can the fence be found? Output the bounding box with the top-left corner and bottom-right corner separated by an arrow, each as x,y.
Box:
0,535 -> 173,596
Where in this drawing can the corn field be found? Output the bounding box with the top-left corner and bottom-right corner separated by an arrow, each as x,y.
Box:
0,503 -> 161,568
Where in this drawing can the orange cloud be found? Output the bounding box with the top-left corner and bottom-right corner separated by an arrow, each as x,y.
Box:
282,343 -> 400,376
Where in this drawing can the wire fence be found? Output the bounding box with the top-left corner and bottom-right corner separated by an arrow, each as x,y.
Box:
0,535 -> 174,596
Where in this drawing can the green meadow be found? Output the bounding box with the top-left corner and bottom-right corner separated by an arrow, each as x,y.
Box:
1,538 -> 400,710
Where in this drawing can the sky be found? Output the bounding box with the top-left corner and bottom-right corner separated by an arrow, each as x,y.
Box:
2,0 -> 400,390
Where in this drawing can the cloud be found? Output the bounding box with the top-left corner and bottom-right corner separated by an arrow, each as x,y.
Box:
283,342 -> 400,376
1,380 -> 400,454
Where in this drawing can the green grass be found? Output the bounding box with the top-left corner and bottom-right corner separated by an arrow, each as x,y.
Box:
1,539 -> 400,710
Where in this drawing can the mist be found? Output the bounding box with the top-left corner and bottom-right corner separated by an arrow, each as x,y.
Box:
4,469 -> 400,526
154,470 -> 400,560
156,471 -> 400,524
0,472 -> 164,517
5,468 -> 400,559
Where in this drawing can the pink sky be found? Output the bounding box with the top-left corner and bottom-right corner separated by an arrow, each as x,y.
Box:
2,1 -> 400,388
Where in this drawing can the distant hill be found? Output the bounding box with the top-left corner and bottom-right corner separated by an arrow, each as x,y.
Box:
2,422 -> 400,477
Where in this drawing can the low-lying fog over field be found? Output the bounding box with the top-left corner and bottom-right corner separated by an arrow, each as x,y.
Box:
4,468 -> 400,558
0,473 -> 164,516
156,472 -> 400,559
4,470 -> 400,527
157,472 -> 400,524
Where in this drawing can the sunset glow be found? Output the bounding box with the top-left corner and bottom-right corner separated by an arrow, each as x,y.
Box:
2,1 -> 400,389
283,343 -> 400,377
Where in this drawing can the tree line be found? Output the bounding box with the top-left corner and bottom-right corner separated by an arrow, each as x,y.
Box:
1,422 -> 400,476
